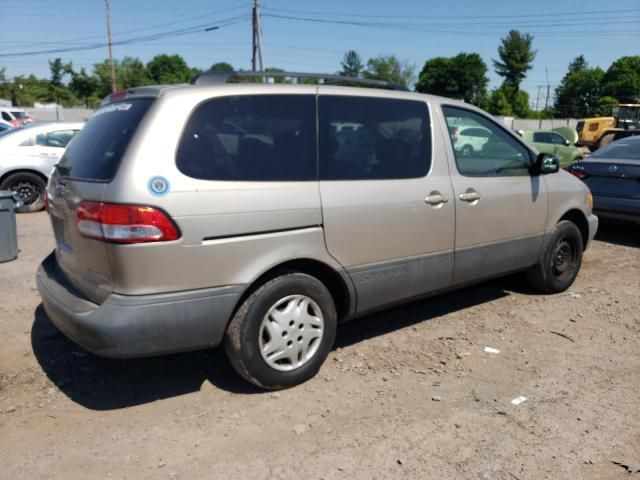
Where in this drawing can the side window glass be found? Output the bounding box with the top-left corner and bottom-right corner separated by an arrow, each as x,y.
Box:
176,95 -> 316,181
45,130 -> 76,148
319,96 -> 431,180
1,112 -> 11,121
442,106 -> 531,177
551,133 -> 566,145
36,133 -> 48,146
532,132 -> 547,143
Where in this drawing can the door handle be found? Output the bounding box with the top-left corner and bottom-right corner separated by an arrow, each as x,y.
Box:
425,193 -> 449,205
459,191 -> 481,202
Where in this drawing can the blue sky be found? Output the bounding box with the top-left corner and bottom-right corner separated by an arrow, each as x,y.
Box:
1,0 -> 639,108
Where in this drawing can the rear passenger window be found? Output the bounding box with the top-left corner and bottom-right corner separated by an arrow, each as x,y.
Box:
319,96 -> 431,180
177,95 -> 316,181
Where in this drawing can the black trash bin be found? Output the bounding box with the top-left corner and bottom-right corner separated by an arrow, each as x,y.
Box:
0,190 -> 22,263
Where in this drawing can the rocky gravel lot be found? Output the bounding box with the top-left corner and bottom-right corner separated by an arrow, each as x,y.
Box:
0,212 -> 638,479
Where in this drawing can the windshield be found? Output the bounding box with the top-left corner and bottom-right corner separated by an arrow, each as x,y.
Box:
11,111 -> 28,119
57,98 -> 153,181
591,139 -> 640,160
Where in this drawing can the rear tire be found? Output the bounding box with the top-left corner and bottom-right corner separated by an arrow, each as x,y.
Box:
0,172 -> 46,213
527,220 -> 583,293
224,273 -> 337,390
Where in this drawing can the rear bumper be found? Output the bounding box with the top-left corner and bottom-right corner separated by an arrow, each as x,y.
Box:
593,196 -> 640,224
36,252 -> 244,358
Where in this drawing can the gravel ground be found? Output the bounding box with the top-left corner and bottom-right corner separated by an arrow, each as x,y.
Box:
0,212 -> 638,480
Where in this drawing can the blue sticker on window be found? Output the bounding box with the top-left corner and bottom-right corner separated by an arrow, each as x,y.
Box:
148,176 -> 170,196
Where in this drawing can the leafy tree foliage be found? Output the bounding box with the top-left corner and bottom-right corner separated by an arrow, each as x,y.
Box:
69,68 -> 98,108
146,54 -> 193,84
209,62 -> 234,73
487,88 -> 512,116
340,50 -> 364,77
601,56 -> 640,103
48,58 -> 71,87
415,53 -> 488,105
493,30 -> 536,89
364,55 -> 415,88
554,56 -> 604,118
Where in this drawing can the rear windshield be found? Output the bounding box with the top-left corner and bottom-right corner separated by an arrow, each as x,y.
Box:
57,98 -> 153,181
590,140 -> 640,160
11,111 -> 28,119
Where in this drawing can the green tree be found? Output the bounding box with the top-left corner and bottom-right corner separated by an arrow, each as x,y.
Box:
146,54 -> 193,84
415,53 -> 488,105
601,56 -> 640,103
364,55 -> 415,88
48,58 -> 71,87
511,89 -> 530,117
119,57 -> 151,88
209,62 -> 234,73
340,50 -> 364,77
493,30 -> 536,90
595,96 -> 619,116
69,68 -> 98,108
554,56 -> 604,118
487,88 -> 512,116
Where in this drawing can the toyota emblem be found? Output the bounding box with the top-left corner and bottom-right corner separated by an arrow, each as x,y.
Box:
608,165 -> 618,173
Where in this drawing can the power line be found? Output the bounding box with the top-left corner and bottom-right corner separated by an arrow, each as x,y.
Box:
262,13 -> 640,31
261,6 -> 640,20
0,16 -> 250,58
0,4 -> 251,50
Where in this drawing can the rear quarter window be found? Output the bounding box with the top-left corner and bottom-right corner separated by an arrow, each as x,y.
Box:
57,99 -> 153,181
176,95 -> 316,181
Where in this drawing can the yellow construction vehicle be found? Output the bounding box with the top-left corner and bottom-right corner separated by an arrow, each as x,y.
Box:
577,104 -> 640,151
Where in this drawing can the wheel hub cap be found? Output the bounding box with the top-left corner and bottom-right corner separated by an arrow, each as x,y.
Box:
11,181 -> 40,205
259,295 -> 324,372
552,240 -> 572,275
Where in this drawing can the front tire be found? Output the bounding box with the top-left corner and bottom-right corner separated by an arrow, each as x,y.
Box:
527,220 -> 583,293
0,172 -> 46,213
224,273 -> 337,390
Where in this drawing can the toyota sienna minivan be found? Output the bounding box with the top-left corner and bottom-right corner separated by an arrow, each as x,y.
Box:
37,72 -> 598,389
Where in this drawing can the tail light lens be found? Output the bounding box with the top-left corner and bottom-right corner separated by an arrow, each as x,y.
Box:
568,169 -> 587,180
77,201 -> 180,244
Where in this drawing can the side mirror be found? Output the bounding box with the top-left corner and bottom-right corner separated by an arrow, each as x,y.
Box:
531,153 -> 560,175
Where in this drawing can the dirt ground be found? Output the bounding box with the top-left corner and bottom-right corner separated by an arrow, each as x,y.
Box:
0,212 -> 638,480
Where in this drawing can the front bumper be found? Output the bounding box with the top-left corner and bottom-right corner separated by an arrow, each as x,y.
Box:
586,213 -> 599,249
36,252 -> 244,358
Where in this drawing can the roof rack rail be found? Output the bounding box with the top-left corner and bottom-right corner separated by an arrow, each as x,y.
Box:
191,71 -> 408,92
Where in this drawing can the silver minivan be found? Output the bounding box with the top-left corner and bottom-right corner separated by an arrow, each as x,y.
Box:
37,73 -> 598,389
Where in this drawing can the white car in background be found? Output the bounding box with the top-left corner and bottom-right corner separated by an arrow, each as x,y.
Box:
0,122 -> 83,212
455,126 -> 491,157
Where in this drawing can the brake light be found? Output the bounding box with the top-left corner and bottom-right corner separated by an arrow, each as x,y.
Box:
568,169 -> 587,180
110,90 -> 128,101
77,201 -> 180,243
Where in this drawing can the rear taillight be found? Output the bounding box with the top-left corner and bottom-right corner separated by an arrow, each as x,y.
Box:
77,201 -> 180,244
568,169 -> 587,180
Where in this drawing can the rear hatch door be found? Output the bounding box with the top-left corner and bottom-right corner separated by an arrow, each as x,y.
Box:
48,98 -> 154,304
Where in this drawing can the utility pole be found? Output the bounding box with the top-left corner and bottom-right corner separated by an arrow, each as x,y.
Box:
104,0 -> 117,93
536,85 -> 543,128
544,67 -> 551,128
251,0 -> 264,72
544,67 -> 551,112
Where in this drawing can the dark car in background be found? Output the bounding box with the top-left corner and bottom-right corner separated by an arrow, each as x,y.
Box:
568,136 -> 640,223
